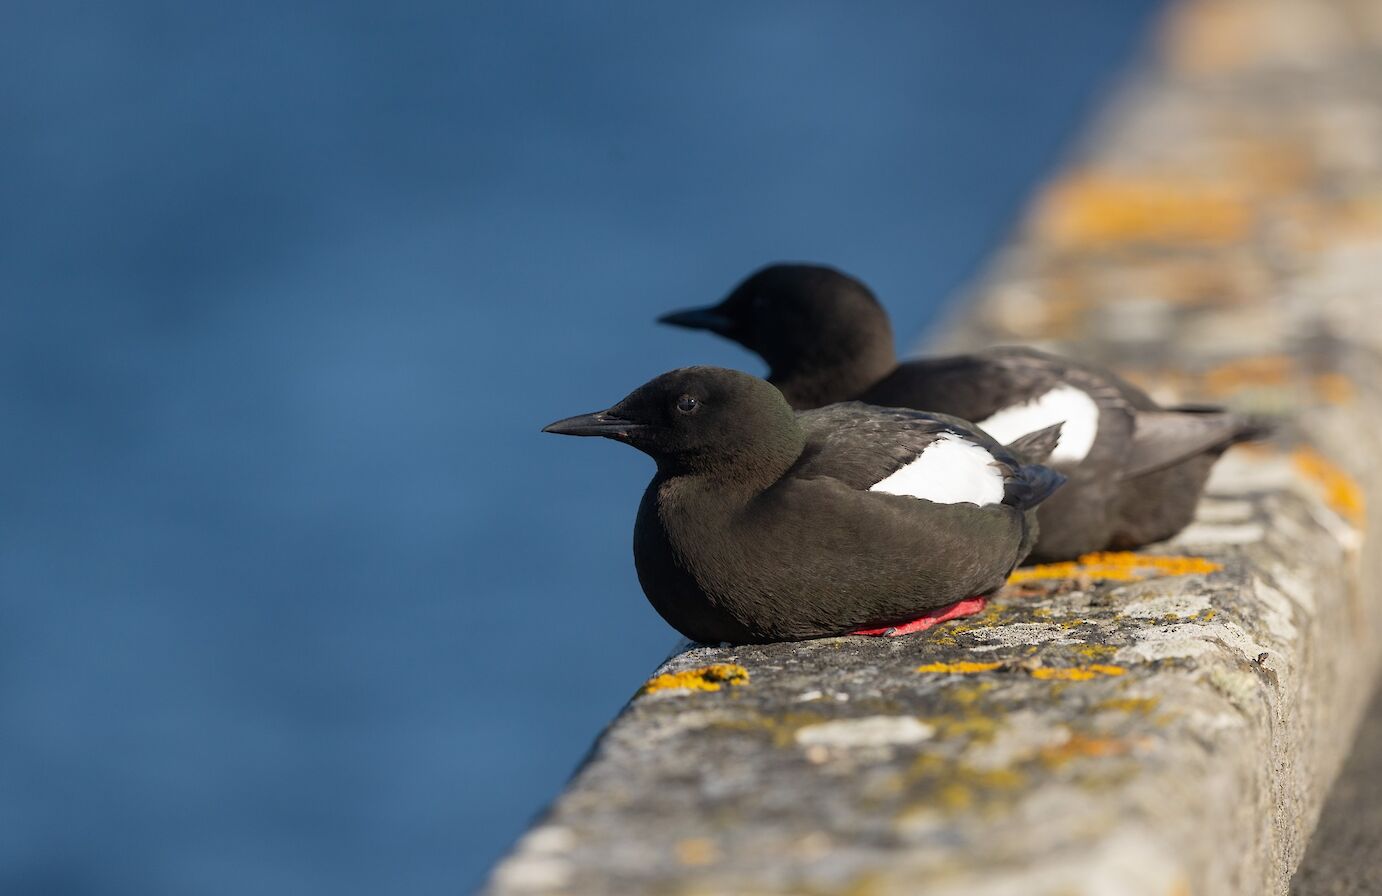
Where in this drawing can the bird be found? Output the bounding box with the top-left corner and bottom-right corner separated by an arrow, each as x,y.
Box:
543,366 -> 1066,644
658,263 -> 1271,561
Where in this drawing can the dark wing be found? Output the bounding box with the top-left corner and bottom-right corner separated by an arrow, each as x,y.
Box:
1123,407 -> 1275,479
794,403 -> 953,490
869,346 -> 1136,422
795,403 -> 1065,512
865,347 -> 1137,481
866,350 -> 1067,421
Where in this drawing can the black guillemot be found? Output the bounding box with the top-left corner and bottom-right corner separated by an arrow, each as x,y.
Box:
660,264 -> 1271,561
544,366 -> 1065,644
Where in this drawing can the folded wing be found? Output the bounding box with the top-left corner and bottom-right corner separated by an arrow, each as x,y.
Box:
796,403 -> 1066,511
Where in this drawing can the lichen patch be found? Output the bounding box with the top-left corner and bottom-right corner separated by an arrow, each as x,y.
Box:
1034,173 -> 1251,248
641,663 -> 749,695
1009,552 -> 1222,584
1293,447 -> 1366,526
915,660 -> 1003,675
1029,664 -> 1126,681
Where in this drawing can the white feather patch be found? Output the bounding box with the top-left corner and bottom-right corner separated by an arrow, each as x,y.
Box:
976,384 -> 1098,464
869,433 -> 1004,505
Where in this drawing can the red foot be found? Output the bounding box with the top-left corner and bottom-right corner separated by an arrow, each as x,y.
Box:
851,597 -> 987,637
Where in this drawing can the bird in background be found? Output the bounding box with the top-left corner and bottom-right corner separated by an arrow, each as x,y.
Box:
544,366 -> 1065,644
659,264 -> 1271,562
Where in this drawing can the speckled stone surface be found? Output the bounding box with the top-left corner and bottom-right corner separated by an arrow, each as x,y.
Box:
485,0 -> 1382,893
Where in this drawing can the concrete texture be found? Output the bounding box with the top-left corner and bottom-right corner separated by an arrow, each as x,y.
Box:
486,0 -> 1382,892
1291,676 -> 1382,896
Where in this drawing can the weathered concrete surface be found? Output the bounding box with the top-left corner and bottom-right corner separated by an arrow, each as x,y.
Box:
1291,674 -> 1382,895
486,0 -> 1382,893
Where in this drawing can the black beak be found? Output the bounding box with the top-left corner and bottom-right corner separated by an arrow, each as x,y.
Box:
657,305 -> 734,335
542,410 -> 642,439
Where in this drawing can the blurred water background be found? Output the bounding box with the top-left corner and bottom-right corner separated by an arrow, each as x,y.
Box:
1,2 -> 1161,893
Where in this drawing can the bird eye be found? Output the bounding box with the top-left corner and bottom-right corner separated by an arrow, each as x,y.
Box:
675,395 -> 700,414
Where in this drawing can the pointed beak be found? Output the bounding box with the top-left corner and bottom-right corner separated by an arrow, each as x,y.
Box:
657,305 -> 734,335
542,409 -> 643,439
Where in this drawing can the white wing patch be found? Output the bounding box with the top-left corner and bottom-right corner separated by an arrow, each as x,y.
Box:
869,433 -> 1004,505
977,384 -> 1098,464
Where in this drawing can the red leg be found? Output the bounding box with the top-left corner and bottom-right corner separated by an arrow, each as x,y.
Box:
851,596 -> 987,637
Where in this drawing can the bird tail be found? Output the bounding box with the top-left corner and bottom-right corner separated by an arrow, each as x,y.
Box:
1122,406 -> 1276,480
1004,422 -> 1064,465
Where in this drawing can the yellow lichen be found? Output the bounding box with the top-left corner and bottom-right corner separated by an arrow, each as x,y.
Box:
1034,174 -> 1250,248
915,660 -> 1003,675
1029,664 -> 1126,681
946,681 -> 996,706
1008,551 -> 1222,584
708,709 -> 833,748
1097,697 -> 1161,714
641,663 -> 749,695
905,754 -> 1027,815
925,714 -> 1000,743
938,782 -> 973,811
1293,447 -> 1366,526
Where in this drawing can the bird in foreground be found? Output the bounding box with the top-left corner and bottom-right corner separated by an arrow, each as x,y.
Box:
659,264 -> 1271,562
543,366 -> 1065,644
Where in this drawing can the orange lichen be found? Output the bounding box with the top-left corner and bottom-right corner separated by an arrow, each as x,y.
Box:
1040,734 -> 1131,766
1201,354 -> 1295,396
1029,665 -> 1126,682
1008,552 -> 1222,584
641,663 -> 749,695
674,838 -> 718,866
1311,373 -> 1355,405
1196,355 -> 1355,404
1034,174 -> 1250,248
915,661 -> 1003,675
1293,448 -> 1366,526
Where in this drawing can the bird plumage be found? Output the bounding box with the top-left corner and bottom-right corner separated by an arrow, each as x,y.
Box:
545,367 -> 1065,643
660,264 -> 1270,560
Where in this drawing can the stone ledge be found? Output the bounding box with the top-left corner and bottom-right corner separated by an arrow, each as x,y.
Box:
485,0 -> 1382,893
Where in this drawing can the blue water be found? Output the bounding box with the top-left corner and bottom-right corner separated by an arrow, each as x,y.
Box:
0,3 -> 1161,893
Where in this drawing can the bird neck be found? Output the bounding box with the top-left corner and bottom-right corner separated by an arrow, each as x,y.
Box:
658,426 -> 806,497
769,347 -> 897,410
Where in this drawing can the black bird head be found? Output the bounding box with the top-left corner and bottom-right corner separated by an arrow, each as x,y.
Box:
658,265 -> 896,394
544,366 -> 805,481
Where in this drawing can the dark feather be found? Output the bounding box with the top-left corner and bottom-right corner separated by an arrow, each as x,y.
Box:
1004,422 -> 1064,464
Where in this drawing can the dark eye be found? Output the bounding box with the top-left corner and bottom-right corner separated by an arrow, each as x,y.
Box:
675,395 -> 700,414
